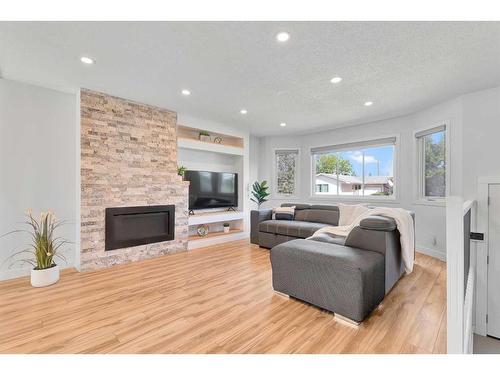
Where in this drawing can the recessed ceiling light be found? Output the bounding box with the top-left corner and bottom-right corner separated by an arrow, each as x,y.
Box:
364,101 -> 373,106
240,109 -> 248,115
181,89 -> 191,96
80,56 -> 95,65
280,122 -> 287,127
276,32 -> 290,42
330,76 -> 342,84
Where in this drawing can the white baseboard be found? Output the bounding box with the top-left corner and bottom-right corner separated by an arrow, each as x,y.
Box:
0,263 -> 76,281
416,245 -> 446,262
0,267 -> 31,281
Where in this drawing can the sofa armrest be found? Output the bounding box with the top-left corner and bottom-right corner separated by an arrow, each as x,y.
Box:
250,209 -> 272,244
359,215 -> 397,231
346,212 -> 415,294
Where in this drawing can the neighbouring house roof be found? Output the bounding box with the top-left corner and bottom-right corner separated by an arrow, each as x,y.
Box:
316,173 -> 394,186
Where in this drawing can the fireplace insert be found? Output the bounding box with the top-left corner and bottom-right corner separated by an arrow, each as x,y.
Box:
105,205 -> 175,251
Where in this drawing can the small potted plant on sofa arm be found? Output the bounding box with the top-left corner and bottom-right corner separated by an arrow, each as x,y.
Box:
2,209 -> 68,287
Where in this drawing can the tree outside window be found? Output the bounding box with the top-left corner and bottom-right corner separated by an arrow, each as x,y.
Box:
275,150 -> 299,196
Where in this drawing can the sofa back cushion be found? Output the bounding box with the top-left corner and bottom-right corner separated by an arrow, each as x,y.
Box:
295,209 -> 339,225
280,203 -> 339,225
281,203 -> 311,211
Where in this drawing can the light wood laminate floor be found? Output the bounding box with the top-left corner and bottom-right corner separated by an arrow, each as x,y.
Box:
0,240 -> 446,353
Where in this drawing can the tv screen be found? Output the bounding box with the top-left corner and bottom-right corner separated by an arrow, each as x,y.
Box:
185,170 -> 238,210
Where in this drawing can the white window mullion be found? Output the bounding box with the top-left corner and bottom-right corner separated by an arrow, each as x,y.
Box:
362,150 -> 365,196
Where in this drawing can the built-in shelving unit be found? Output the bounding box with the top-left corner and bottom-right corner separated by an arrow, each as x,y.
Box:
187,210 -> 246,250
177,123 -> 249,249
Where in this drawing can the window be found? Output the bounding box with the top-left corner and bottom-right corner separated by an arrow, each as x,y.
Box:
274,149 -> 299,197
311,137 -> 396,199
315,184 -> 329,193
416,125 -> 446,199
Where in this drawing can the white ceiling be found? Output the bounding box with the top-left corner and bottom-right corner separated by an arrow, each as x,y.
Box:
1,22 -> 499,136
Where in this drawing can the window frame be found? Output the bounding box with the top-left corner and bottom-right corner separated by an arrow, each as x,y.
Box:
309,135 -> 400,202
414,122 -> 450,206
273,148 -> 300,199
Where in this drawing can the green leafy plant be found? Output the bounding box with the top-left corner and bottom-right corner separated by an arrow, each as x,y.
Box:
199,130 -> 210,137
177,165 -> 187,178
2,210 -> 68,270
223,223 -> 230,228
250,180 -> 270,209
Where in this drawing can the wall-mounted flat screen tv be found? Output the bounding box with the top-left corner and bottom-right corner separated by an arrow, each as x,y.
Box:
185,170 -> 238,210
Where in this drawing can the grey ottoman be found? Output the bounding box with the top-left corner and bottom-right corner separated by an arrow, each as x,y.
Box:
270,239 -> 385,323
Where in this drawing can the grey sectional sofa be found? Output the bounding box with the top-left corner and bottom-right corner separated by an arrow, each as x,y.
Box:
250,203 -> 413,322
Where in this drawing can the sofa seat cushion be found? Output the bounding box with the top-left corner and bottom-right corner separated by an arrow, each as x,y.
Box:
294,208 -> 339,226
308,232 -> 346,246
259,220 -> 328,238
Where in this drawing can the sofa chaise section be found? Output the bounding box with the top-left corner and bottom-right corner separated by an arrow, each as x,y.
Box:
270,239 -> 385,322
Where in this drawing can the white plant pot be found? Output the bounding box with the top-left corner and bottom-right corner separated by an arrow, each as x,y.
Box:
199,135 -> 211,142
31,265 -> 60,287
223,226 -> 230,233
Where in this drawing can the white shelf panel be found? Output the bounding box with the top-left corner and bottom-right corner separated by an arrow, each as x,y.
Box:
188,210 -> 245,226
187,231 -> 249,250
178,138 -> 244,156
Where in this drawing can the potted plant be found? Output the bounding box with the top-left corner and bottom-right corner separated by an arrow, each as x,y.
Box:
199,131 -> 211,142
2,210 -> 68,287
249,180 -> 270,245
223,223 -> 230,233
250,180 -> 270,210
177,165 -> 187,179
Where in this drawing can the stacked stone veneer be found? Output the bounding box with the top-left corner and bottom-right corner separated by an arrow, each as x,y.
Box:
80,89 -> 189,270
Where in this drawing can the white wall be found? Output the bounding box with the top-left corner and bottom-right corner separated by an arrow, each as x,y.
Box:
257,97 -> 466,260
177,147 -> 243,211
461,86 -> 500,199
0,79 -> 77,280
248,135 -> 261,210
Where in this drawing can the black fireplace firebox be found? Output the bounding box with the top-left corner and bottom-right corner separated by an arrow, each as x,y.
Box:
105,205 -> 175,251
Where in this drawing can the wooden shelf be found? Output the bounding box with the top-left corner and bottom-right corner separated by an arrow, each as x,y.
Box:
178,137 -> 244,156
178,124 -> 244,148
188,210 -> 245,225
188,229 -> 243,241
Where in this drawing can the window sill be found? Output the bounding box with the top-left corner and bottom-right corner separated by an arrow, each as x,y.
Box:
309,195 -> 400,205
413,199 -> 446,207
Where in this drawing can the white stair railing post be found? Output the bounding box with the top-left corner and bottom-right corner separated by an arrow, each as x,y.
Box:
446,196 -> 465,353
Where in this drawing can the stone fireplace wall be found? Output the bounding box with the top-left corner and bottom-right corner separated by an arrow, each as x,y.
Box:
80,89 -> 189,270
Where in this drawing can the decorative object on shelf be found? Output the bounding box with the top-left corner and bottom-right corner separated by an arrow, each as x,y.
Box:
223,223 -> 230,233
213,136 -> 223,144
199,131 -> 211,142
1,209 -> 69,287
177,165 -> 187,179
250,180 -> 270,210
197,224 -> 209,237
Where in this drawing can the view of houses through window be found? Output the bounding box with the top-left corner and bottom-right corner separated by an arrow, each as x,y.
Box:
312,139 -> 395,198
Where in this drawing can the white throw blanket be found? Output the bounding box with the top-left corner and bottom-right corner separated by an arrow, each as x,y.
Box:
312,205 -> 415,274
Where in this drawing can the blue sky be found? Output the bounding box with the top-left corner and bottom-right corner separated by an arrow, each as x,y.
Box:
340,145 -> 394,177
